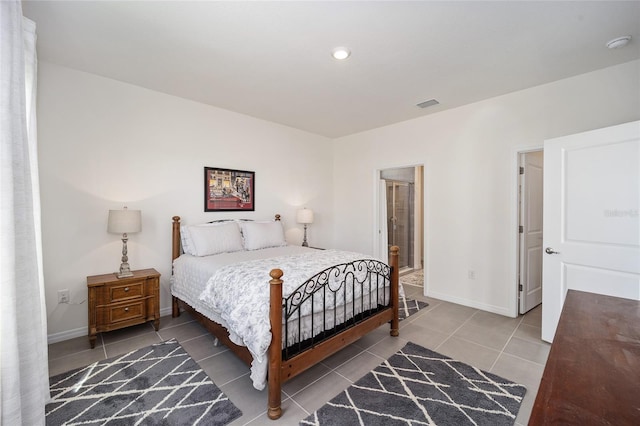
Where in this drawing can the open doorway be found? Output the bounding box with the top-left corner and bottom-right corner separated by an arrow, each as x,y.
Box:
517,150 -> 543,314
379,166 -> 424,286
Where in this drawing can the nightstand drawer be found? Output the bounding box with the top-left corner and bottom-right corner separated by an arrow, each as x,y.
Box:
109,301 -> 144,323
110,282 -> 143,302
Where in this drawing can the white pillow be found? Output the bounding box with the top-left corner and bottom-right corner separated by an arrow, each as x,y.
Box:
180,225 -> 196,255
240,221 -> 287,250
185,222 -> 244,256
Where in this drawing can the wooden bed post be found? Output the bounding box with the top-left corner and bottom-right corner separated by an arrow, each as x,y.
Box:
268,268 -> 284,420
172,216 -> 181,261
390,245 -> 400,337
172,216 -> 181,318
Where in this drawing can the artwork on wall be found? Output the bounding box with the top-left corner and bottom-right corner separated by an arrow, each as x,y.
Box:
204,167 -> 255,212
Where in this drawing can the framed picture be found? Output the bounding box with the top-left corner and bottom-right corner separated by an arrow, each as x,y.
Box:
204,167 -> 255,212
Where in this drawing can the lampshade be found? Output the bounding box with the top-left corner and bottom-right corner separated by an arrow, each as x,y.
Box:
297,208 -> 314,224
108,208 -> 141,234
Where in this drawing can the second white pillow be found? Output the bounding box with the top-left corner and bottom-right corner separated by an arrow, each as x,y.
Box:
241,221 -> 287,250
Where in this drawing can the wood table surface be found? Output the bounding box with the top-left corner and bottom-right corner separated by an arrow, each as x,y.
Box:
530,290 -> 640,425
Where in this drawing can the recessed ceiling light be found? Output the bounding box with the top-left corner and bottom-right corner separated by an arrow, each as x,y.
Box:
606,35 -> 631,49
332,47 -> 351,60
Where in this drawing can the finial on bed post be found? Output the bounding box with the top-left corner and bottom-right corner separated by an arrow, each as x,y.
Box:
268,268 -> 284,420
389,245 -> 400,337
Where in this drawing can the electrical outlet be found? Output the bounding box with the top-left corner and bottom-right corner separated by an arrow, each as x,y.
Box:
468,270 -> 476,280
58,289 -> 70,304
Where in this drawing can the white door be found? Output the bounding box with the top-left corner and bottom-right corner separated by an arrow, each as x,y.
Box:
542,121 -> 640,342
519,151 -> 544,314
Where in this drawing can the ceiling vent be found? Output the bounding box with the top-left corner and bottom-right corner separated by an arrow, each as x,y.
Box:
417,99 -> 440,109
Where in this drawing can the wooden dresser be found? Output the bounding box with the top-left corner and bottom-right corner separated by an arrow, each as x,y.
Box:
87,268 -> 160,348
530,290 -> 640,424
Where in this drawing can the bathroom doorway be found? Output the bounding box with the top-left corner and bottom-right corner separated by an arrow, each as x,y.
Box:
379,166 -> 424,277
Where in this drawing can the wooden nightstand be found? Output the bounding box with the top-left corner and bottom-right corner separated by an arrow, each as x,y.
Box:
87,268 -> 160,348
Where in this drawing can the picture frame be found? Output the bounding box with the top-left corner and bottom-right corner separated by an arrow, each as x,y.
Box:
204,167 -> 255,212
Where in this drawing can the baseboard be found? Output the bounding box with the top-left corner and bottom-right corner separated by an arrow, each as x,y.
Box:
47,306 -> 174,344
47,326 -> 87,344
425,290 -> 514,318
159,306 -> 172,318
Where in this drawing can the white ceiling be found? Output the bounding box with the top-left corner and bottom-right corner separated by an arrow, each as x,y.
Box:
22,1 -> 640,138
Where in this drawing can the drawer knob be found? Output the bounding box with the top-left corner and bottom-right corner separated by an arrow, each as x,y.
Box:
124,307 -> 129,312
124,287 -> 129,292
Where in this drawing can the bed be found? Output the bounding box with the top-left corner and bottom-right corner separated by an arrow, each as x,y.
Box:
170,215 -> 399,419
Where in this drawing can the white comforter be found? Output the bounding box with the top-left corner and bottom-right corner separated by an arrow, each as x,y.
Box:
200,249 -> 379,355
171,246 -> 390,390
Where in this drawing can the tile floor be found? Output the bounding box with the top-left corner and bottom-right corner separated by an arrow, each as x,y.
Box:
48,283 -> 549,425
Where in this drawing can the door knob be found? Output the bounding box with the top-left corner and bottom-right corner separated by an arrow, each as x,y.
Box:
545,247 -> 560,255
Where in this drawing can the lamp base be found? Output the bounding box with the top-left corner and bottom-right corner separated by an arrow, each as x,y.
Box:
117,265 -> 133,278
302,224 -> 309,247
117,235 -> 134,278
117,262 -> 134,279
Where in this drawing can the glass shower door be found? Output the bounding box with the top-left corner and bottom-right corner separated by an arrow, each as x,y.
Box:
386,181 -> 414,270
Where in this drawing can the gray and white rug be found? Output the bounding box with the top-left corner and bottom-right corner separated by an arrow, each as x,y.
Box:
399,297 -> 428,321
301,342 -> 526,426
46,339 -> 242,425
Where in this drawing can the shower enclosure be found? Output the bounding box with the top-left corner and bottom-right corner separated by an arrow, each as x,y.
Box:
386,180 -> 414,271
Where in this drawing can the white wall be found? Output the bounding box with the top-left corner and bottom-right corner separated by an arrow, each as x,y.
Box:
40,59 -> 640,341
331,60 -> 640,317
38,62 -> 333,341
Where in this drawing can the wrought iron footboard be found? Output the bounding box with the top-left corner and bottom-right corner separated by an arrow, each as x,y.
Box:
281,259 -> 392,360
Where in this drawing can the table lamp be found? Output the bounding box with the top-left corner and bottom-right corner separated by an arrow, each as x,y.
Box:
297,208 -> 314,247
108,206 -> 141,278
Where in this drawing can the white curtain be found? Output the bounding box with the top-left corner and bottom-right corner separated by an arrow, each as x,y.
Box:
1,2 -> 49,425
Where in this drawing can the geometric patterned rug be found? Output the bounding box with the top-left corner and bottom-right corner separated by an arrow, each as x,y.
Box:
399,297 -> 429,321
301,342 -> 526,426
46,340 -> 242,425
